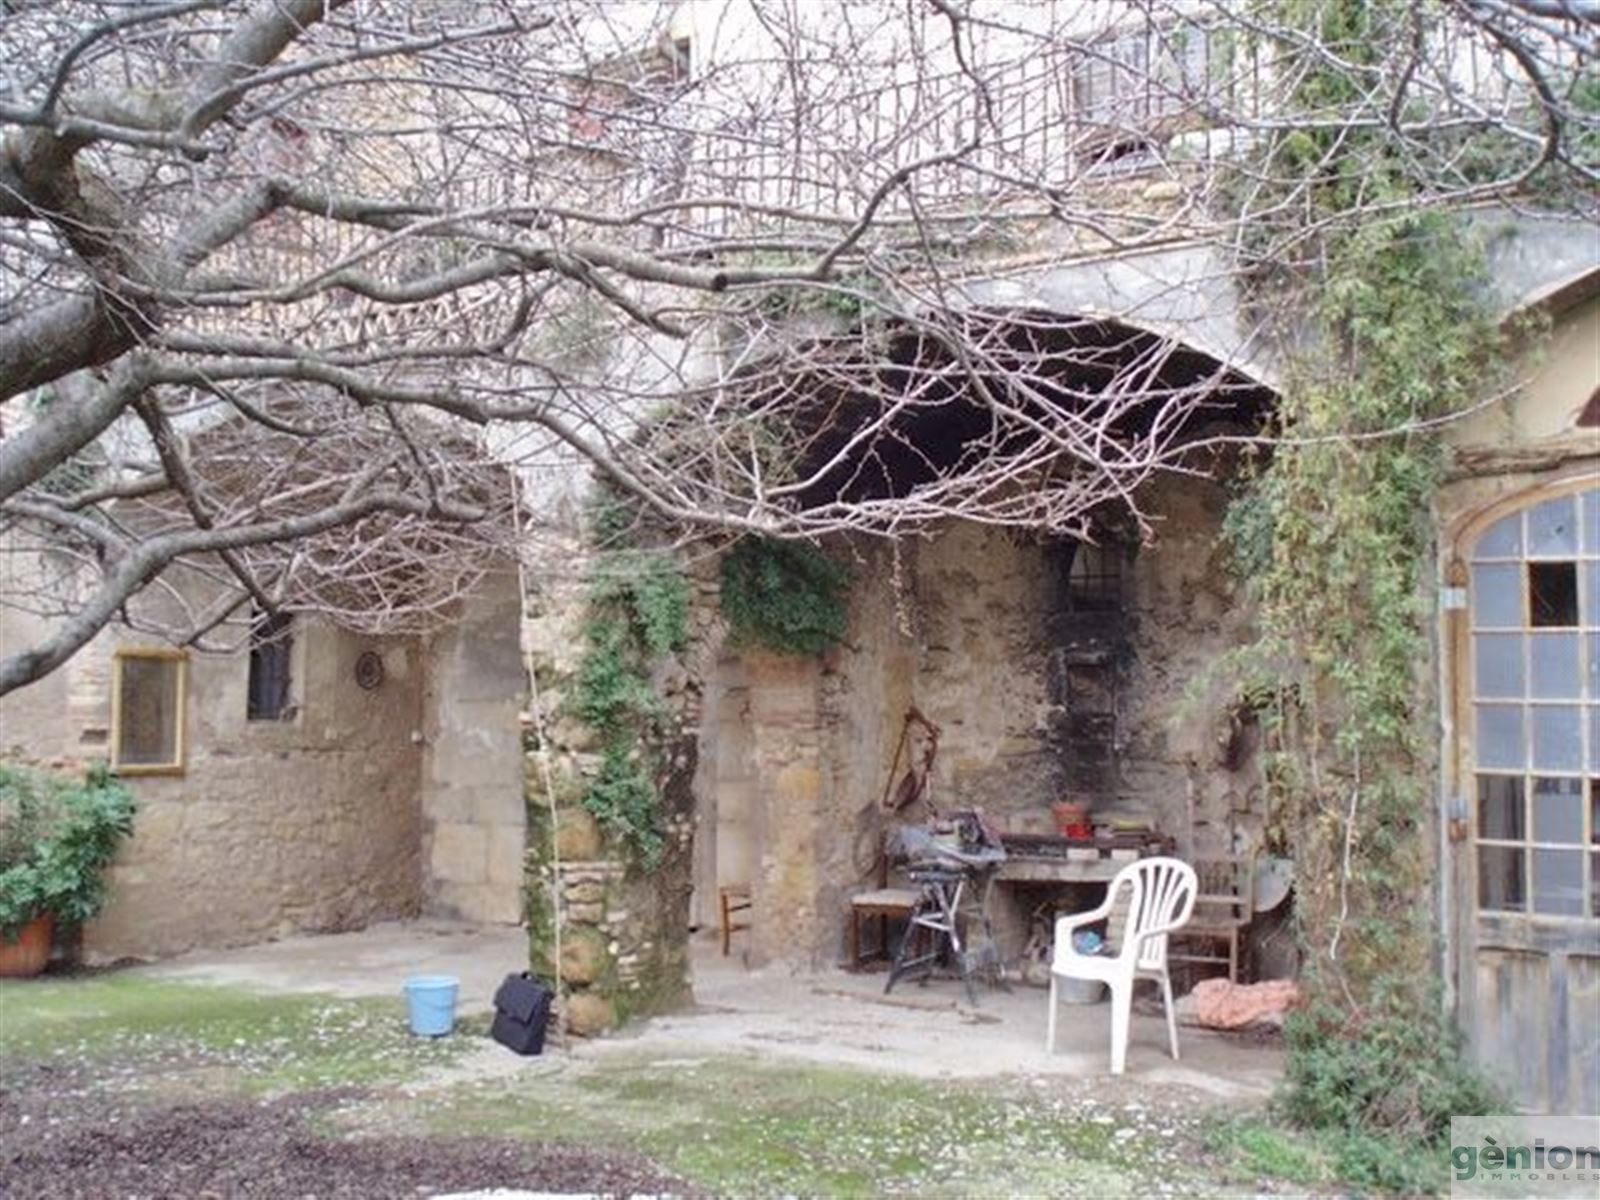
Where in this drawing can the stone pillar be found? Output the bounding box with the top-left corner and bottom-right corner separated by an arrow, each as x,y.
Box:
523,738 -> 695,1037
742,650 -> 826,968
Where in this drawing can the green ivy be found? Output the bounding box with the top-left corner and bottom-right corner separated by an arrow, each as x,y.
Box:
720,537 -> 849,657
583,745 -> 664,866
584,488 -> 643,551
587,551 -> 689,660
0,763 -> 136,939
569,540 -> 688,866
1220,0 -> 1515,1148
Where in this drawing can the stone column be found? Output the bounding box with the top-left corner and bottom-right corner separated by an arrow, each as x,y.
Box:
742,650 -> 826,967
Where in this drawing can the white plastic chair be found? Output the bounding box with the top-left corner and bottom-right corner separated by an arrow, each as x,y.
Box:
1046,856 -> 1197,1074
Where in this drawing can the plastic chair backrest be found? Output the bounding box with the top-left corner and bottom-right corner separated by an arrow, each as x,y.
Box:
1112,857 -> 1198,970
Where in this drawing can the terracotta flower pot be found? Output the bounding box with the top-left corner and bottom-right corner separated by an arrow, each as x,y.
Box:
1051,800 -> 1092,839
0,913 -> 53,978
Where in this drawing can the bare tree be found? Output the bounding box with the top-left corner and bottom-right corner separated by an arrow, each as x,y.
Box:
1,0 -> 1593,695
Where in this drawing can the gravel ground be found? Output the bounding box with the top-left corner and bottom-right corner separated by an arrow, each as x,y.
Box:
0,1065 -> 685,1199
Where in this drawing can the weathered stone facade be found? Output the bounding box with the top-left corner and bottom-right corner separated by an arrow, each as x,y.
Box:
421,571 -> 527,925
692,483 -> 1265,970
0,618 -> 427,959
0,573 -> 527,960
520,546 -> 707,1035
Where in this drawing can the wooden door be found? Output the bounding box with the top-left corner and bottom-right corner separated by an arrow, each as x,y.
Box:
1456,482 -> 1600,1113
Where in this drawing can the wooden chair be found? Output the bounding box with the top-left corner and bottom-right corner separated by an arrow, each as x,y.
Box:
844,825 -> 921,972
1167,855 -> 1255,983
719,883 -> 752,956
847,887 -> 920,969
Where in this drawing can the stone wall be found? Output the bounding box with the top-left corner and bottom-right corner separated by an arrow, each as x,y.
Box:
0,553 -> 541,960
520,546 -> 707,1035
697,483 -> 1265,968
0,615 -> 427,961
420,570 -> 527,924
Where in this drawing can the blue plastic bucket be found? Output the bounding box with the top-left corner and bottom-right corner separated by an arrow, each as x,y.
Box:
403,974 -> 459,1037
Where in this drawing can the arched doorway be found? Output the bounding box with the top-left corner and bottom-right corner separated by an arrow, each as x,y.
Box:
1452,478 -> 1599,1111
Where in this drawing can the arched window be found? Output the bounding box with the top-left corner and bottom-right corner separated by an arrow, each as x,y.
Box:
1468,484 -> 1599,917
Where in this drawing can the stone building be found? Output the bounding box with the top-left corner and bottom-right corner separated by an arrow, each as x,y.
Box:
0,567 -> 526,959
1,0 -> 1595,1116
523,253 -> 1597,1100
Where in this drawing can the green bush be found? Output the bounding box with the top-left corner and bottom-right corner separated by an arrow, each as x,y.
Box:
586,551 -> 688,659
1281,1002 -> 1503,1140
720,537 -> 849,656
0,763 -> 136,938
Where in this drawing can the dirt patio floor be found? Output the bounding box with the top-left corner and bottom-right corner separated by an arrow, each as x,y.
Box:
139,920 -> 1283,1100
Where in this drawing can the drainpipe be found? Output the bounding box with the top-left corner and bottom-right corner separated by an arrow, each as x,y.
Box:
1436,548 -> 1469,1017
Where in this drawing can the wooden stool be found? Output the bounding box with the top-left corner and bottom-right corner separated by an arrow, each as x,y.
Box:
847,887 -> 920,969
719,883 -> 752,956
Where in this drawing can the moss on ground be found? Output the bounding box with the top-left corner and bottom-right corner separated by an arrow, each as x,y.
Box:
1205,1116 -> 1333,1186
396,1052 -> 1218,1197
2,976 -> 1408,1196
1203,1113 -> 1454,1195
0,975 -> 478,1094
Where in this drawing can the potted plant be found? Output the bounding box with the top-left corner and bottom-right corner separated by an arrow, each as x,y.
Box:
0,764 -> 136,977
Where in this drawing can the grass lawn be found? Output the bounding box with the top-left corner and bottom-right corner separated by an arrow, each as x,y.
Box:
0,973 -> 1400,1197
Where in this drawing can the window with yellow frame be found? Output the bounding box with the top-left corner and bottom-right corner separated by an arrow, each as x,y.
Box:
111,648 -> 187,775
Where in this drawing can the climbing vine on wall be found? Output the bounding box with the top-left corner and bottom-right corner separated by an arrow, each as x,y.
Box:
570,531 -> 689,866
720,537 -> 850,657
1221,0 -> 1521,1155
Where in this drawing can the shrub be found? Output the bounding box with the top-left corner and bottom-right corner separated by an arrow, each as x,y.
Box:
720,537 -> 849,656
569,546 -> 688,865
0,763 -> 136,938
1280,1001 -> 1504,1141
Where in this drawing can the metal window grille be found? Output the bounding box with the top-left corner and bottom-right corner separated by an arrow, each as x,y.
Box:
247,611 -> 294,721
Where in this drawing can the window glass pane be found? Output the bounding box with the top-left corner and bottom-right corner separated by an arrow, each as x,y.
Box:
1532,776 -> 1584,843
1476,704 -> 1526,769
1590,779 -> 1600,845
1474,633 -> 1524,698
1532,849 -> 1584,915
1530,633 -> 1580,698
1529,562 -> 1579,627
1581,487 -> 1599,554
1588,637 -> 1599,700
1472,564 -> 1523,627
1478,775 -> 1525,840
1475,512 -> 1521,559
1528,495 -> 1578,557
1592,852 -> 1600,918
1532,706 -> 1582,772
1479,845 -> 1525,911
116,656 -> 180,766
1583,562 -> 1599,628
1590,706 -> 1599,772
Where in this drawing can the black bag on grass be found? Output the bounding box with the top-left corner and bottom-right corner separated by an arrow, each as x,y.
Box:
491,972 -> 553,1056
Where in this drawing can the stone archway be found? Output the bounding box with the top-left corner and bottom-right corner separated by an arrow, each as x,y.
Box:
684,307 -> 1281,974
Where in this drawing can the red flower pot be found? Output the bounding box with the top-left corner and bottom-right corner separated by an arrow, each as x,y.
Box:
0,914 -> 53,978
1051,801 -> 1092,840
